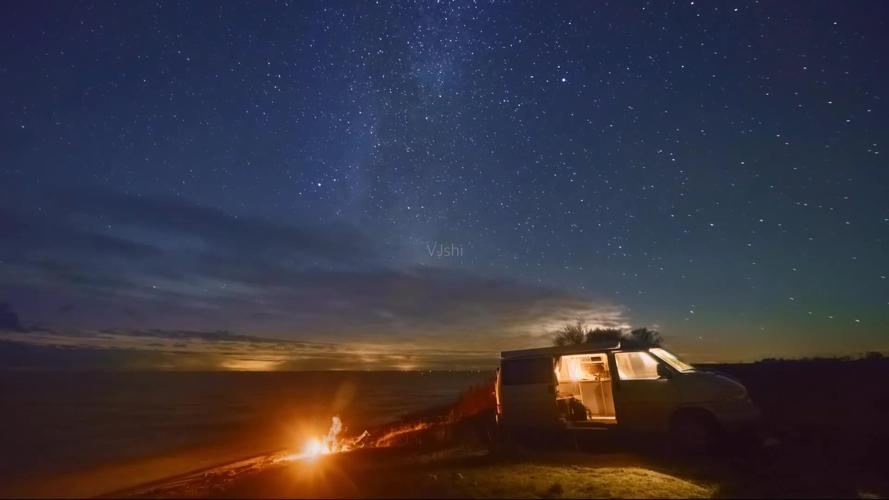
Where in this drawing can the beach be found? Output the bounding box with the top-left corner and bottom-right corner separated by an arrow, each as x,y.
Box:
0,371 -> 490,497
4,360 -> 889,498
122,359 -> 889,499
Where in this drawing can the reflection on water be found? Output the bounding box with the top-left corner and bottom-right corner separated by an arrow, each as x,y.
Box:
0,371 -> 490,481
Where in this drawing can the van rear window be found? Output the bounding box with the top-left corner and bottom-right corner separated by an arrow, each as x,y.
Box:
501,357 -> 553,385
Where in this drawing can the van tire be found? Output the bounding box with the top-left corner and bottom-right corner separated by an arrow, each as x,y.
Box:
670,409 -> 720,454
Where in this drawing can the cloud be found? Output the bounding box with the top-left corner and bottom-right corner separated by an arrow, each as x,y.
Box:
0,186 -> 384,322
96,327 -> 336,347
49,187 -> 376,265
0,327 -> 498,371
0,186 -> 630,367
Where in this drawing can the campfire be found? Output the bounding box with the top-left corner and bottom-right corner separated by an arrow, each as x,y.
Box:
280,416 -> 370,462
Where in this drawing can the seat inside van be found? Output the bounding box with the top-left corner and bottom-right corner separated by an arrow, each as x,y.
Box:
554,353 -> 617,425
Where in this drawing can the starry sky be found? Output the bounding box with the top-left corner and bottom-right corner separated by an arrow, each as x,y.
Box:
1,1 -> 887,370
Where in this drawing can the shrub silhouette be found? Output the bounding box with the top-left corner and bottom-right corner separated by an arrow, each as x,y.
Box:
553,319 -> 588,346
552,321 -> 664,349
585,327 -> 623,344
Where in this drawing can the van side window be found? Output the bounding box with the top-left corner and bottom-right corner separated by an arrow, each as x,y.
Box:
614,352 -> 660,380
501,357 -> 553,385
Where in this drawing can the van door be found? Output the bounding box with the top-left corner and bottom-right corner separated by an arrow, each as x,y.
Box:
612,351 -> 678,431
499,356 -> 559,429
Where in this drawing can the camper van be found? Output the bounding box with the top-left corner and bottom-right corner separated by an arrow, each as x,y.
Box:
495,342 -> 759,448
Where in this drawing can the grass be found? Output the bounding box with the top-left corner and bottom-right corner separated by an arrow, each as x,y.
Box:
433,463 -> 714,498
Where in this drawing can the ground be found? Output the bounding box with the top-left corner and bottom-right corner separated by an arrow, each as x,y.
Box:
119,358 -> 889,498
121,446 -> 717,499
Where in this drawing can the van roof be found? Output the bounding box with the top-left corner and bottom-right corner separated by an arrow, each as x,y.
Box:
501,341 -> 623,360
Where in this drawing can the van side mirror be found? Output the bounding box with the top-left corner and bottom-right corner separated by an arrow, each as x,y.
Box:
657,364 -> 672,379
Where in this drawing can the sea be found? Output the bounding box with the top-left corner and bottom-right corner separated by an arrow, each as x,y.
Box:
0,370 -> 492,490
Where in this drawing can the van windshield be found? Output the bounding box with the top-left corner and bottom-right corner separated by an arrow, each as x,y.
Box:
649,348 -> 695,373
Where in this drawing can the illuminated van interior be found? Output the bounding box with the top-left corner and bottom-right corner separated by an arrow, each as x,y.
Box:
554,353 -> 617,425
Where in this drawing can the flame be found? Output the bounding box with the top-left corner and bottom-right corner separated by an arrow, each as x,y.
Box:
302,437 -> 330,458
280,416 -> 370,463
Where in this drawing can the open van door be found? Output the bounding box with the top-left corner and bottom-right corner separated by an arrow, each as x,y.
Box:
612,351 -> 678,432
498,356 -> 559,430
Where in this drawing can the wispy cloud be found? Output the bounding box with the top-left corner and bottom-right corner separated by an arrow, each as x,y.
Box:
0,327 -> 498,370
0,187 -> 629,369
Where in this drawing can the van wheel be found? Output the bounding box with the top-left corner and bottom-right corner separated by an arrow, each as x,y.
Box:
670,410 -> 720,454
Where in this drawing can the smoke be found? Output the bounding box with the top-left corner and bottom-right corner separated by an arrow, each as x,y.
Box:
324,416 -> 344,452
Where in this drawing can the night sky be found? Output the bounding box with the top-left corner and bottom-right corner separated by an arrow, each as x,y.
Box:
1,1 -> 887,369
